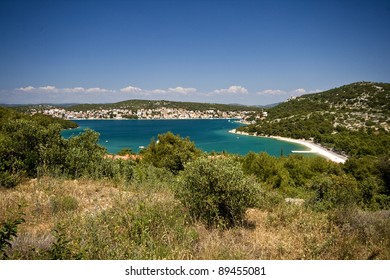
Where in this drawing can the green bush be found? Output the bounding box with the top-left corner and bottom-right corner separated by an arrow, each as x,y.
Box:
51,196 -> 79,213
117,148 -> 132,156
242,152 -> 293,189
0,171 -> 24,189
242,152 -> 278,181
378,156 -> 390,194
49,228 -> 76,260
176,157 -> 260,228
308,174 -> 361,211
96,158 -> 135,183
0,212 -> 25,260
0,119 -> 64,186
63,129 -> 106,178
141,132 -> 201,174
133,163 -> 174,189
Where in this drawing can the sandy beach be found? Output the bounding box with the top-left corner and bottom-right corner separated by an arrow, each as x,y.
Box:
229,129 -> 347,163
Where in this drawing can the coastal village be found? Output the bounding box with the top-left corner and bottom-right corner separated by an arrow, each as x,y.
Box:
34,106 -> 267,121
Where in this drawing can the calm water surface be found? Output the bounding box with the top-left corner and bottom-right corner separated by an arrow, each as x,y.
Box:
62,119 -> 309,156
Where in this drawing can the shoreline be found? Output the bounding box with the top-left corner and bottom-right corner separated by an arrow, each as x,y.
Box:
229,129 -> 347,164
66,117 -> 241,121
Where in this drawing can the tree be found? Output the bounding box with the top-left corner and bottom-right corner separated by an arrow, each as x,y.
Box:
309,174 -> 361,210
141,132 -> 201,174
117,148 -> 132,156
63,129 -> 106,178
378,156 -> 390,194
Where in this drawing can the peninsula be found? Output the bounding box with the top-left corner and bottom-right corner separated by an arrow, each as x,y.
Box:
229,129 -> 348,163
17,100 -> 265,121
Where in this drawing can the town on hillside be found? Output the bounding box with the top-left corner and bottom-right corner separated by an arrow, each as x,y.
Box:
32,106 -> 268,121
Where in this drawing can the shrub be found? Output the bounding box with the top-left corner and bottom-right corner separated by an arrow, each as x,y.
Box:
0,171 -> 24,189
49,226 -> 83,260
242,152 -> 279,182
133,163 -> 174,189
0,119 -> 64,186
330,208 -> 390,259
378,156 -> 390,194
51,196 -> 78,213
176,157 -> 260,228
63,129 -> 106,178
308,174 -> 361,211
97,158 -> 135,183
0,213 -> 25,259
141,132 -> 201,174
117,148 -> 132,156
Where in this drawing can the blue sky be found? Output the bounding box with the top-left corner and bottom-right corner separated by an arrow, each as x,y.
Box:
0,0 -> 389,105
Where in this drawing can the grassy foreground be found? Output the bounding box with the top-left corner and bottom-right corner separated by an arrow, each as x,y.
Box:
2,175 -> 390,260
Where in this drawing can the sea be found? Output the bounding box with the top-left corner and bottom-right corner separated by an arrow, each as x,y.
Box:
61,119 -> 309,156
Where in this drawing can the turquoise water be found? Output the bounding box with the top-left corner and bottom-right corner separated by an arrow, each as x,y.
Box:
61,119 -> 309,156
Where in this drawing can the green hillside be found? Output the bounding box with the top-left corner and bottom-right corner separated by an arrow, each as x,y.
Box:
241,82 -> 390,157
0,107 -> 78,129
63,99 -> 262,112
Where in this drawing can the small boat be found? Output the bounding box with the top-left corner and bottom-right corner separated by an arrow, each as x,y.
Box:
105,140 -> 109,143
138,145 -> 145,149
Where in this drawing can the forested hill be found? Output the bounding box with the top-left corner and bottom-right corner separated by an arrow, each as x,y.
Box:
270,82 -> 390,119
50,100 -> 261,112
241,82 -> 390,157
0,107 -> 78,129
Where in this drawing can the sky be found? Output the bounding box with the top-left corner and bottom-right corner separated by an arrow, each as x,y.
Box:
0,0 -> 389,105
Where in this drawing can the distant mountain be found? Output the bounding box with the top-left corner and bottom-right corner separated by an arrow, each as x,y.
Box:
262,102 -> 281,108
241,82 -> 390,157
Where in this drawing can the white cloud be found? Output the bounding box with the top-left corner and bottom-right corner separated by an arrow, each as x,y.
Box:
257,88 -> 322,97
257,89 -> 286,95
150,89 -> 168,94
115,85 -> 200,97
167,87 -> 197,94
16,85 -> 113,94
213,85 -> 248,95
38,85 -> 58,92
17,85 -> 59,93
290,88 -> 323,97
292,88 -> 307,95
120,85 -> 142,93
18,86 -> 36,92
119,86 -> 197,96
63,87 -> 86,93
85,87 -> 113,93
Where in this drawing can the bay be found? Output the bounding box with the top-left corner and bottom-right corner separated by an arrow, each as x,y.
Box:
61,119 -> 309,156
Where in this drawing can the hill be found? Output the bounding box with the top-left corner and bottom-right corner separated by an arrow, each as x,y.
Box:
0,106 -> 78,129
66,99 -> 263,112
240,82 -> 390,157
13,100 -> 263,113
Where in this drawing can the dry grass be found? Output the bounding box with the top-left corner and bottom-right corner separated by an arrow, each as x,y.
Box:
192,205 -> 389,260
193,207 -> 329,259
1,177 -> 130,259
1,177 -> 389,259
